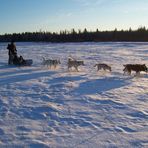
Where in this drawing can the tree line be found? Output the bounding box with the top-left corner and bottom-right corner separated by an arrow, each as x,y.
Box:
0,27 -> 148,42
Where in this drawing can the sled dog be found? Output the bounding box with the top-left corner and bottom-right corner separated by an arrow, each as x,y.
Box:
94,63 -> 111,72
68,57 -> 84,71
42,57 -> 61,68
123,64 -> 148,75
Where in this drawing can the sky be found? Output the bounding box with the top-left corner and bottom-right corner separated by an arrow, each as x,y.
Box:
0,0 -> 148,34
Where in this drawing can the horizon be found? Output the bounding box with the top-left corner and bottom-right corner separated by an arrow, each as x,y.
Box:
0,26 -> 147,36
0,0 -> 148,34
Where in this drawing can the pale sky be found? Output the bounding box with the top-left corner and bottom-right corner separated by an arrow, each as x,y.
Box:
0,0 -> 148,34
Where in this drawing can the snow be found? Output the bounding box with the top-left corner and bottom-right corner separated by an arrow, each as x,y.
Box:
0,42 -> 148,148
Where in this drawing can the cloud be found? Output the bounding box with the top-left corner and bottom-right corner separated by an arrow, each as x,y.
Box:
72,0 -> 107,7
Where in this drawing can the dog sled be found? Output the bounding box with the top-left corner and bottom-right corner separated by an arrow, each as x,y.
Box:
19,59 -> 33,66
13,58 -> 33,66
10,55 -> 33,66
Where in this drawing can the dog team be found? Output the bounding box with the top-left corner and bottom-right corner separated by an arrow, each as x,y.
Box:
42,56 -> 148,75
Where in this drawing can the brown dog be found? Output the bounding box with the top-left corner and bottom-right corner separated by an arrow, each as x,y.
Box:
94,63 -> 111,72
123,64 -> 148,75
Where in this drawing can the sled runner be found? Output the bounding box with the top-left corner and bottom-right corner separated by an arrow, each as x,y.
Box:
21,59 -> 33,66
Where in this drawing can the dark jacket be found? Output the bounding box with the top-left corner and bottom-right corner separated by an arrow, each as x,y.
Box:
7,43 -> 17,55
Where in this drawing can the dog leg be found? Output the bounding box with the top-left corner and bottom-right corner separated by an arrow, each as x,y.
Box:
136,71 -> 140,76
123,70 -> 128,75
75,66 -> 79,72
68,66 -> 70,71
49,64 -> 51,69
97,67 -> 100,71
54,64 -> 57,69
73,65 -> 76,71
109,67 -> 112,72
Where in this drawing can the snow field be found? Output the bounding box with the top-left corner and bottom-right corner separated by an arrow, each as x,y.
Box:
0,42 -> 147,147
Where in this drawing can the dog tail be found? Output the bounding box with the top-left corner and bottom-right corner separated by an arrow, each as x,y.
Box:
94,64 -> 97,67
42,57 -> 46,61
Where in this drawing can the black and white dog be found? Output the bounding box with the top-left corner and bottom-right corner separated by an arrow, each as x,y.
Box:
68,57 -> 84,72
42,57 -> 61,68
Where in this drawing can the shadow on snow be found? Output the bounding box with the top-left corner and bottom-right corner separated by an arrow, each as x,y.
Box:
71,77 -> 129,95
0,70 -> 55,85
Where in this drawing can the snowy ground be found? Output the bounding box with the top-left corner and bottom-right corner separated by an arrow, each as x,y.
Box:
0,42 -> 148,148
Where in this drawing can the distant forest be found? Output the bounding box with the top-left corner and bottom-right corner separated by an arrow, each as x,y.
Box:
1,27 -> 148,42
